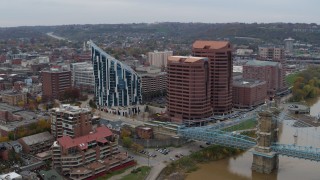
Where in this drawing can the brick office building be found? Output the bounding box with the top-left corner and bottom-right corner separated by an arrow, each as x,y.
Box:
233,79 -> 267,108
41,70 -> 71,100
192,41 -> 233,115
243,60 -> 285,96
167,56 -> 212,125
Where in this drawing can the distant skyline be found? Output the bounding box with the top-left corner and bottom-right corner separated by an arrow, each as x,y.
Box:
0,0 -> 319,27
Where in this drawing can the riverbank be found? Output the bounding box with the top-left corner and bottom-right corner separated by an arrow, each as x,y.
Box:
157,145 -> 242,180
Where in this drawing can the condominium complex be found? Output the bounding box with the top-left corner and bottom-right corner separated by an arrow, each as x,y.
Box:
70,62 -> 95,93
233,79 -> 267,108
147,50 -> 173,68
50,105 -> 93,139
243,60 -> 285,96
51,126 -> 131,180
41,70 -> 71,100
258,46 -> 285,61
89,41 -> 142,113
136,66 -> 167,101
192,40 -> 233,115
167,56 -> 212,125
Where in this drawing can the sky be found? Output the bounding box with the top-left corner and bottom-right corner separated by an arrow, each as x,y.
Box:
0,0 -> 319,27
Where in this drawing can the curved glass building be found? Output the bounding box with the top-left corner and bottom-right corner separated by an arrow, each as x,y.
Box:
89,41 -> 142,109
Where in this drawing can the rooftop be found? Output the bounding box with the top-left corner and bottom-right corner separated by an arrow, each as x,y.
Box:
193,40 -> 230,50
39,169 -> 63,180
168,56 -> 208,63
233,79 -> 266,87
245,60 -> 279,67
20,131 -> 53,146
57,126 -> 113,149
51,104 -> 91,114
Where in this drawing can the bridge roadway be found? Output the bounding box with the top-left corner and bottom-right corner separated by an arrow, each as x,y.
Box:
178,115 -> 320,162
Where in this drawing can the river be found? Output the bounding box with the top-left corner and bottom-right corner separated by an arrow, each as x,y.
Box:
187,101 -> 320,180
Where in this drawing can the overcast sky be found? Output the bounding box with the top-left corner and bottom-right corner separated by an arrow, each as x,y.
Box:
0,0 -> 319,27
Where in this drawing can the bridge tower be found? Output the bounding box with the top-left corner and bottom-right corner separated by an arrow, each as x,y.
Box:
252,109 -> 279,174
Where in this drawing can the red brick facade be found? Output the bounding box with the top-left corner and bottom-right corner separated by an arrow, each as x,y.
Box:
192,41 -> 233,115
167,56 -> 212,124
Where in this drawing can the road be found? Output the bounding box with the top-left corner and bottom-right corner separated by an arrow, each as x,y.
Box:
97,110 -> 144,127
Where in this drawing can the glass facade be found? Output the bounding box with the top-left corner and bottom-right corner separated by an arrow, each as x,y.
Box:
89,41 -> 142,107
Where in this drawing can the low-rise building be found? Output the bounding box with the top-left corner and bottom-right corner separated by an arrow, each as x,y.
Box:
0,172 -> 22,180
51,126 -> 132,180
233,79 -> 267,108
136,126 -> 153,139
1,91 -> 27,106
0,103 -> 38,137
18,131 -> 54,154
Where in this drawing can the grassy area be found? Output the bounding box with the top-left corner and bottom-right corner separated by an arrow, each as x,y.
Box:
285,72 -> 299,86
120,166 -> 151,180
240,130 -> 257,138
223,119 -> 257,132
96,166 -> 133,180
159,145 -> 242,179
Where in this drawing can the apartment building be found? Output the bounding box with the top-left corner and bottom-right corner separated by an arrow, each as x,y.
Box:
192,40 -> 233,115
50,104 -> 93,139
41,70 -> 71,100
136,66 -> 166,101
258,46 -> 285,61
70,62 -> 95,93
167,56 -> 212,125
51,126 -> 131,180
147,50 -> 173,68
89,41 -> 142,113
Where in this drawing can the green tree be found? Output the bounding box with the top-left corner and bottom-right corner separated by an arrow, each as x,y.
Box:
122,137 -> 133,148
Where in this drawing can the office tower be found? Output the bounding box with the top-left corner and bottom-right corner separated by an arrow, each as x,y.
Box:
50,104 -> 93,139
167,56 -> 212,125
192,40 -> 233,115
89,41 -> 142,113
41,70 -> 71,100
148,50 -> 173,68
70,62 -> 95,93
284,38 -> 294,55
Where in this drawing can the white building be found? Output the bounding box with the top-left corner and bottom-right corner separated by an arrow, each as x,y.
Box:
70,62 -> 95,93
147,50 -> 173,68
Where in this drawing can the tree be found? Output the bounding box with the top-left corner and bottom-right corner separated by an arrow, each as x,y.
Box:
131,143 -> 144,152
17,100 -> 25,108
61,87 -> 80,102
122,137 -> 133,148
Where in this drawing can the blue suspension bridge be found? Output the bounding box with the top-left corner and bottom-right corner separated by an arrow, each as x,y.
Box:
177,108 -> 320,162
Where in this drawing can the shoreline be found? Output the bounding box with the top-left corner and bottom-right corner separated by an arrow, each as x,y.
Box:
156,145 -> 242,180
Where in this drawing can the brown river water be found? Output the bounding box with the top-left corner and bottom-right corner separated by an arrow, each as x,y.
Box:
187,100 -> 320,180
